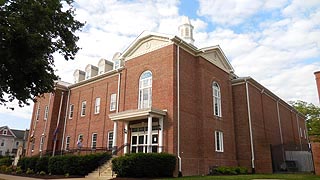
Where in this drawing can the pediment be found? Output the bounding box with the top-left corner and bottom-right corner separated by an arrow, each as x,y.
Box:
199,47 -> 234,74
123,35 -> 173,61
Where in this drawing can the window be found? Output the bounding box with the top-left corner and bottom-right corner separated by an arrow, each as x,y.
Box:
107,131 -> 113,150
300,128 -> 303,137
78,134 -> 83,141
2,130 -> 7,135
213,82 -> 221,117
91,133 -> 97,149
36,105 -> 40,120
16,142 -> 19,148
31,140 -> 35,151
110,94 -> 117,111
138,71 -> 152,109
44,105 -> 49,120
65,136 -> 70,150
304,129 -> 307,139
39,136 -> 44,151
1,139 -> 4,146
85,70 -> 91,80
95,98 -> 100,114
69,104 -> 74,119
81,101 -> 86,116
113,60 -> 120,70
215,131 -> 224,152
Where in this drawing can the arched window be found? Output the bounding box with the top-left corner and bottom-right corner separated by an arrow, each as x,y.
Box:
139,71 -> 152,109
213,82 -> 221,117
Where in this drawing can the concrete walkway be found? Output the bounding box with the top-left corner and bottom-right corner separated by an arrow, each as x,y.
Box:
0,173 -> 89,180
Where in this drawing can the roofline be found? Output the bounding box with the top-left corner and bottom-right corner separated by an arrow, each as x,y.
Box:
232,77 -> 306,118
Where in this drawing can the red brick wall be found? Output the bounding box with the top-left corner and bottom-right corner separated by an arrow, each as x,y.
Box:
232,80 -> 307,173
312,142 -> 320,175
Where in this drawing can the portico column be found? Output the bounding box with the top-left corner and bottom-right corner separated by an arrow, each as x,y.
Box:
112,121 -> 118,154
158,117 -> 163,153
124,122 -> 129,154
147,116 -> 152,153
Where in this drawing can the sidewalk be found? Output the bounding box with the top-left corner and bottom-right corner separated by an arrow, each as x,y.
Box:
0,173 -> 88,180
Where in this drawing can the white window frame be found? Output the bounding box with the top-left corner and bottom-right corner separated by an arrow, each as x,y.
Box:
69,104 -> 74,119
91,133 -> 97,149
215,131 -> 224,152
110,94 -> 117,111
213,82 -> 222,117
44,105 -> 49,120
36,105 -> 40,120
107,131 -> 113,150
3,130 -> 7,135
39,136 -> 44,151
138,71 -> 152,109
113,60 -> 120,70
94,97 -> 101,114
65,136 -> 70,150
85,70 -> 91,80
81,101 -> 86,116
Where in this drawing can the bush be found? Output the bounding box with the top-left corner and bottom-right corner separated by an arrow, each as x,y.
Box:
210,166 -> 248,175
26,168 -> 34,174
18,156 -> 39,172
0,156 -> 13,166
35,156 -> 49,173
48,153 -> 111,175
112,153 -> 176,178
15,166 -> 23,174
39,171 -> 46,175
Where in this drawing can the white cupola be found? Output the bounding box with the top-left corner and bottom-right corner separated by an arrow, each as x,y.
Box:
178,16 -> 194,45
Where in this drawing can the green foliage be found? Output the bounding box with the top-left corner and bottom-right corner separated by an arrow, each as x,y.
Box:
290,100 -> 320,142
15,166 -> 23,174
210,166 -> 248,175
0,0 -> 84,106
26,168 -> 34,174
18,156 -> 39,172
39,170 -> 46,175
35,156 -> 49,173
0,156 -> 12,166
48,153 -> 111,175
112,153 -> 176,178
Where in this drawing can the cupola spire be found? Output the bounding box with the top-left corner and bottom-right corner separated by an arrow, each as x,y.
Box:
178,16 -> 194,45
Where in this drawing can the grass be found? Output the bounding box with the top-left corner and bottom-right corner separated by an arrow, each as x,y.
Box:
159,174 -> 320,180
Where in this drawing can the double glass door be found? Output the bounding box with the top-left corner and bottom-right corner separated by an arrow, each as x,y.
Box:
131,127 -> 158,153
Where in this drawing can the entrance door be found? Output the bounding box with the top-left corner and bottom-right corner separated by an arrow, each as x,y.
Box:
131,133 -> 147,153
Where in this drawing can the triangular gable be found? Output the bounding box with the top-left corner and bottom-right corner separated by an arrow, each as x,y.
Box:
122,31 -> 174,61
198,46 -> 234,74
0,126 -> 16,137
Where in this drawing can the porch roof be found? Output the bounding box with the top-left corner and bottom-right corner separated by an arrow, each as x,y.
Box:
109,108 -> 167,121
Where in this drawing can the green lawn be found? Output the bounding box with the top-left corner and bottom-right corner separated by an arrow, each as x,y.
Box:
159,174 -> 320,180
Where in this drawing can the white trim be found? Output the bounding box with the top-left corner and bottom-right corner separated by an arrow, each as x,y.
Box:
44,105 -> 49,120
107,131 -> 113,150
69,104 -> 74,119
94,97 -> 101,114
215,131 -> 224,152
212,82 -> 222,117
65,136 -> 70,150
110,94 -> 117,111
81,101 -> 86,116
91,133 -> 97,149
138,71 -> 152,109
109,108 -> 166,121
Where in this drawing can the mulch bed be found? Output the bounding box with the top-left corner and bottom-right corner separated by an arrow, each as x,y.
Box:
1,172 -> 83,179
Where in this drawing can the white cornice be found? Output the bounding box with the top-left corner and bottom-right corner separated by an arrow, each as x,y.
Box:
109,107 -> 167,121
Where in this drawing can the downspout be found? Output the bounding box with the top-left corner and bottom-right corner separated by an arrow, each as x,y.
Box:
117,70 -> 121,113
177,41 -> 182,177
245,79 -> 255,173
52,91 -> 64,156
61,89 -> 70,153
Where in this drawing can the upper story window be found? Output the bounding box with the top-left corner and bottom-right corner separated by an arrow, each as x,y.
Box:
1,139 -> 4,146
44,105 -> 49,120
36,105 -> 40,120
215,131 -> 224,152
110,94 -> 117,111
2,130 -> 7,135
95,97 -> 101,114
113,60 -> 120,70
213,82 -> 221,117
139,71 -> 152,109
81,101 -> 86,116
85,70 -> 91,80
69,104 -> 74,119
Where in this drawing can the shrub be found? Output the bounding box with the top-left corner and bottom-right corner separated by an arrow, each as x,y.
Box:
15,166 -> 23,174
35,156 -> 49,173
112,153 -> 176,178
39,171 -> 46,175
0,156 -> 13,166
26,168 -> 34,174
210,166 -> 248,175
18,156 -> 39,172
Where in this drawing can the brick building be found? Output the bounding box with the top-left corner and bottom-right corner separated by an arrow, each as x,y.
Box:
26,18 -> 309,176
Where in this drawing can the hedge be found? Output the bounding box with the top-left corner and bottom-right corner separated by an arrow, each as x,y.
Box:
209,166 -> 248,175
17,153 -> 111,175
0,157 -> 13,166
112,153 -> 176,178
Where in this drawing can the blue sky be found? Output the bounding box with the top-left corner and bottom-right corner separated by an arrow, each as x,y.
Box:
1,0 -> 320,130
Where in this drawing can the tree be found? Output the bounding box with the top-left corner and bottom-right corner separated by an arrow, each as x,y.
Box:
290,100 -> 320,142
0,0 -> 84,107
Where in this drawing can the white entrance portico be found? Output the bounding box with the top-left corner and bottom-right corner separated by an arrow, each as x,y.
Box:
109,108 -> 166,154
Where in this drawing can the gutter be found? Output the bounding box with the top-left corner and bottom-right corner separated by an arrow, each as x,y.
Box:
177,41 -> 182,177
245,79 -> 255,173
